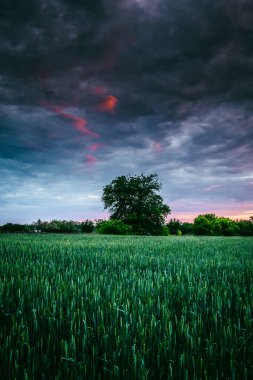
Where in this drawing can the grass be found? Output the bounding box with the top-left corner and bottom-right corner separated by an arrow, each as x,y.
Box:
0,234 -> 252,379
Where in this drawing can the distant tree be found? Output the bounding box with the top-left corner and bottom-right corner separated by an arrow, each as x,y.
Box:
213,217 -> 239,236
45,220 -> 61,233
194,214 -> 243,236
167,218 -> 182,235
0,223 -> 31,233
32,219 -> 47,232
194,214 -> 217,235
57,220 -> 80,233
101,173 -> 170,235
81,220 -> 94,233
181,222 -> 194,235
236,219 -> 253,236
32,219 -> 80,233
166,219 -> 195,235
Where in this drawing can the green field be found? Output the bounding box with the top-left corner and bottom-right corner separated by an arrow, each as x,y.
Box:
0,234 -> 252,379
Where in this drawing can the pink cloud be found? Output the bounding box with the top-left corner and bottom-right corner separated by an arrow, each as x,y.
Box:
153,142 -> 162,153
86,154 -> 98,166
87,143 -> 102,152
52,106 -> 100,138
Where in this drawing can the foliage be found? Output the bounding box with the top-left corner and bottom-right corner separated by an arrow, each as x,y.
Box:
0,234 -> 252,379
237,218 -> 253,236
160,225 -> 170,236
194,213 -> 217,235
80,220 -> 94,233
0,223 -> 31,233
122,213 -> 170,236
181,222 -> 195,235
0,220 -> 96,234
194,214 -> 252,236
167,218 -> 182,235
102,173 -> 170,235
213,217 -> 240,236
32,219 -> 94,233
96,219 -> 132,235
33,219 -> 78,233
167,220 -> 195,235
1,215 -> 252,236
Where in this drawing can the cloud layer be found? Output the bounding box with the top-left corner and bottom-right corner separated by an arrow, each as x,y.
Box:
0,0 -> 252,223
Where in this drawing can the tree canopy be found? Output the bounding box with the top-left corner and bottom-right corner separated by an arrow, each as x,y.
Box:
101,173 -> 170,235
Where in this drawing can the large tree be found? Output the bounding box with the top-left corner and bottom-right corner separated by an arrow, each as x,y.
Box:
101,173 -> 170,235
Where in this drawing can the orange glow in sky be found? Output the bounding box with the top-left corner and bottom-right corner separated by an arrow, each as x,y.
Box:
170,209 -> 253,223
98,95 -> 118,113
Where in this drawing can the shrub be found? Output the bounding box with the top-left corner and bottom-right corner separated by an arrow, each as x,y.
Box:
96,219 -> 132,235
162,225 -> 170,236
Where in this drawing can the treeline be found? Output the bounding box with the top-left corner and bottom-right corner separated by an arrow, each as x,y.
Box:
167,214 -> 253,236
0,219 -> 95,234
0,214 -> 253,236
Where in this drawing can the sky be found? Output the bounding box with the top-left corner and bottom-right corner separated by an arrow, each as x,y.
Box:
0,0 -> 253,224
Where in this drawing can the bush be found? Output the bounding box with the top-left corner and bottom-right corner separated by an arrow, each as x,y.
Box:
96,220 -> 132,235
158,225 -> 170,236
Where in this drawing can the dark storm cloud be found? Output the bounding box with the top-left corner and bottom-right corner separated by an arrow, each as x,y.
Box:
1,0 -> 252,105
0,0 -> 253,222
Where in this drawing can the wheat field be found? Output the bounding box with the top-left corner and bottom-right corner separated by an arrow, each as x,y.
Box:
0,234 -> 252,379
